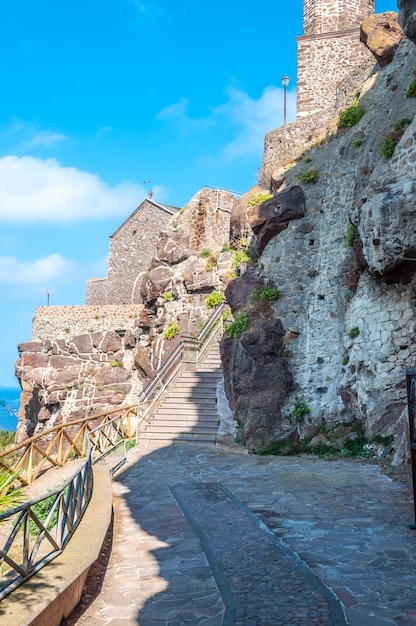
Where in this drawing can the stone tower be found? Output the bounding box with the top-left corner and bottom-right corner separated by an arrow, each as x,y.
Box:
297,0 -> 375,117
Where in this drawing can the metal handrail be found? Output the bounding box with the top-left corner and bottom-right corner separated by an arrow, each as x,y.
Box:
0,405 -> 136,600
139,342 -> 183,403
136,304 -> 225,433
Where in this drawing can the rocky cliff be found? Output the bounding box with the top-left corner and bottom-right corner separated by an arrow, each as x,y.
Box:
14,6 -> 416,465
221,11 -> 416,461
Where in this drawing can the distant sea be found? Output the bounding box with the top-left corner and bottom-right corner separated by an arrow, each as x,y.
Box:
0,387 -> 20,432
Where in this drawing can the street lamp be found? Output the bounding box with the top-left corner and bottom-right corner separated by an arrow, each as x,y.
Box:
281,75 -> 289,125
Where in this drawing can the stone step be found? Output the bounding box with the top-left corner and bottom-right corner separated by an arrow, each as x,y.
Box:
143,424 -> 218,434
156,407 -> 218,415
138,432 -> 217,442
150,415 -> 218,430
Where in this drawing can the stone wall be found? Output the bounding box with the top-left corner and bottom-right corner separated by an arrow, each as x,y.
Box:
259,55 -> 373,188
86,198 -> 179,306
303,0 -> 375,35
32,305 -> 142,341
297,30 -> 375,117
85,277 -> 108,306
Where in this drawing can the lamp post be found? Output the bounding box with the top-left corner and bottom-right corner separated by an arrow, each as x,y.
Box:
281,75 -> 289,125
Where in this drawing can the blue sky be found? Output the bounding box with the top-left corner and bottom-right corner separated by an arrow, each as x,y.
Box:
0,0 -> 397,386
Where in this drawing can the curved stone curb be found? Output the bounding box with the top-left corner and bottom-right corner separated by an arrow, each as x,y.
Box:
0,465 -> 113,626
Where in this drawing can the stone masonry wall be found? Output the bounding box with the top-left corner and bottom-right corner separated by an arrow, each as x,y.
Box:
32,305 -> 142,341
304,0 -> 374,35
85,277 -> 108,306
297,30 -> 375,117
86,199 -> 178,306
259,58 -> 373,188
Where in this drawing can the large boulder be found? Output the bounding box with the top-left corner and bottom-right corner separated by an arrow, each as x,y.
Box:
221,316 -> 294,451
398,0 -> 416,44
247,186 -> 305,255
361,12 -> 404,67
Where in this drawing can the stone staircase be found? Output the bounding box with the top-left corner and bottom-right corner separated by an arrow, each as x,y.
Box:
138,338 -> 223,444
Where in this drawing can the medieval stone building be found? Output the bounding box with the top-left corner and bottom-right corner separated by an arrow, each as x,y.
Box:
86,196 -> 179,305
297,0 -> 375,117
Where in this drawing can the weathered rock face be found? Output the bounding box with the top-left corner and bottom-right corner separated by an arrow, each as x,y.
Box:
221,315 -> 293,452
222,36 -> 416,461
361,12 -> 404,67
247,186 -> 306,255
398,0 -> 416,44
15,323 -> 143,441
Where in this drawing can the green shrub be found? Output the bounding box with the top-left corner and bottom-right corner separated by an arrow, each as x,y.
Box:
298,168 -> 319,184
406,81 -> 416,97
0,430 -> 15,450
110,360 -> 123,367
164,322 -> 179,340
347,326 -> 360,339
206,291 -> 225,309
199,248 -> 211,258
221,243 -> 231,252
380,136 -> 397,158
250,286 -> 280,301
232,249 -> 252,268
164,291 -> 173,301
225,312 -> 251,339
291,399 -> 311,422
343,223 -> 357,248
125,439 -> 137,452
248,192 -> 272,207
337,104 -> 366,128
351,138 -> 362,148
30,493 -> 60,535
380,118 -> 413,158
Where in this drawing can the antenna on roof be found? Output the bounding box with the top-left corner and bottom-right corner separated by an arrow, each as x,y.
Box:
148,190 -> 153,199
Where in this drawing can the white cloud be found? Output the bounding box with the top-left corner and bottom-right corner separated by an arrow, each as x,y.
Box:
0,254 -> 71,284
0,156 -> 146,223
157,99 -> 212,132
157,84 -> 297,160
28,131 -> 66,148
215,85 -> 298,160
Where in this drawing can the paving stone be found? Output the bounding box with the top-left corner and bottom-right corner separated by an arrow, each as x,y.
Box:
71,441 -> 416,625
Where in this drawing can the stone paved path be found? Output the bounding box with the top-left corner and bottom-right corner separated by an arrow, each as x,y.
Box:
72,441 -> 416,626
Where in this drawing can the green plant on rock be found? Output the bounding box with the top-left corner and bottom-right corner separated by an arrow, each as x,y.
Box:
291,399 -> 311,423
351,138 -> 363,148
225,312 -> 251,339
380,136 -> 397,158
248,192 -> 272,207
406,81 -> 416,97
380,118 -> 413,158
232,249 -> 252,269
206,290 -> 225,309
164,291 -> 173,301
164,322 -> 179,340
343,223 -> 357,248
347,326 -> 360,339
199,248 -> 211,258
250,286 -> 280,302
337,103 -> 366,129
298,168 -> 319,184
110,360 -> 123,367
221,242 -> 231,252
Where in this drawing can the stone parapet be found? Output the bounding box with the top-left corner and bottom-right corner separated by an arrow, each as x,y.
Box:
32,305 -> 143,341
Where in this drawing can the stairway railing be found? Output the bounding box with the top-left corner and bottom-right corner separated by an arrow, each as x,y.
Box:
136,303 -> 225,433
0,407 -> 136,600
